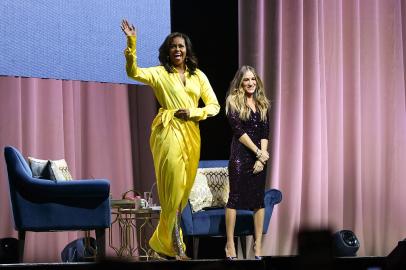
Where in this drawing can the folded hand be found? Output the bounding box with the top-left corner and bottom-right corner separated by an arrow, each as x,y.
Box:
253,160 -> 264,174
257,150 -> 269,164
175,109 -> 190,120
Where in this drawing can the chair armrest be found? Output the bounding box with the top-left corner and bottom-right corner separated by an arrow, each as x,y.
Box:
265,189 -> 282,205
15,174 -> 110,200
181,200 -> 194,235
263,189 -> 282,233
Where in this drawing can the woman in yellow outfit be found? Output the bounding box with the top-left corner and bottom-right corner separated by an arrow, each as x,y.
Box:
121,19 -> 220,260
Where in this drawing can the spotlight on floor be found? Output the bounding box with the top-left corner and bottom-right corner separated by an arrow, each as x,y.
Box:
332,230 -> 360,257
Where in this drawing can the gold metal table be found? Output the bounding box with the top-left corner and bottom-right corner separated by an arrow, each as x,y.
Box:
109,199 -> 160,260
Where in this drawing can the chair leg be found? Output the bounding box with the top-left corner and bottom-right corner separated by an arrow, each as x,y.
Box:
18,231 -> 25,262
192,236 -> 199,259
239,236 -> 247,259
95,228 -> 106,259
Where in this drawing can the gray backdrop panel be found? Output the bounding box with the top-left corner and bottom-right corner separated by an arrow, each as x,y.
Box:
0,0 -> 170,84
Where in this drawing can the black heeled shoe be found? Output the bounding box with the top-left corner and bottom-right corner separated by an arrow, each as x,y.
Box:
225,245 -> 237,260
253,241 -> 262,260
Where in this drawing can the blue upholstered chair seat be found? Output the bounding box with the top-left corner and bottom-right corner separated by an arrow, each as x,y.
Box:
184,207 -> 254,236
14,194 -> 111,231
11,178 -> 110,231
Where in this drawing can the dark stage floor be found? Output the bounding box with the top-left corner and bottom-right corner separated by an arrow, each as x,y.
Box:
0,256 -> 390,270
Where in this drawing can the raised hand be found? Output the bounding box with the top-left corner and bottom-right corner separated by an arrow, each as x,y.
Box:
121,19 -> 136,37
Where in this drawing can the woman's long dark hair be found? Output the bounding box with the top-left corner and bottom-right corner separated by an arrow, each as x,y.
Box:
158,32 -> 198,75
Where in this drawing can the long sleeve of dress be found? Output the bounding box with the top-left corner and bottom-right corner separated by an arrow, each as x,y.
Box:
125,36 -> 159,87
188,71 -> 220,121
227,111 -> 246,139
261,112 -> 270,139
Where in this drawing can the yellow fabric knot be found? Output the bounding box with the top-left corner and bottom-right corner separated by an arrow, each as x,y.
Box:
159,108 -> 177,127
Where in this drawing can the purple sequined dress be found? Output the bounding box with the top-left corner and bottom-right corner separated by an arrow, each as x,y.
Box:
226,109 -> 270,210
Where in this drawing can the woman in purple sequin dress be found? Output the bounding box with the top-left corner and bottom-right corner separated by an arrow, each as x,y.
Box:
224,66 -> 270,260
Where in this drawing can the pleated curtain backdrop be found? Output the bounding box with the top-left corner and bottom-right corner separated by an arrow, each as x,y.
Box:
0,76 -> 157,262
239,0 -> 406,256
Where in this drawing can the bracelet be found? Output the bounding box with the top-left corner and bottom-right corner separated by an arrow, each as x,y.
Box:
256,148 -> 262,158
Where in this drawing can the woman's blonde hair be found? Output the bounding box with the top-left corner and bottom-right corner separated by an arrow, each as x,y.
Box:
225,65 -> 270,121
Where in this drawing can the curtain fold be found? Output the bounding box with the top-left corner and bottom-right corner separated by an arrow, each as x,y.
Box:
239,0 -> 406,256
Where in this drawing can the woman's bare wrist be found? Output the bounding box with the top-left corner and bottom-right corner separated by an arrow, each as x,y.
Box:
258,159 -> 266,165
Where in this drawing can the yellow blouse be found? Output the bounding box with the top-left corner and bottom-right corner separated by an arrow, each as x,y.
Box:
125,36 -> 220,120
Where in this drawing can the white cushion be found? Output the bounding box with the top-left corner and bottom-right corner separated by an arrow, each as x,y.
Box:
189,167 -> 229,212
49,159 -> 73,180
189,171 -> 213,212
28,156 -> 73,181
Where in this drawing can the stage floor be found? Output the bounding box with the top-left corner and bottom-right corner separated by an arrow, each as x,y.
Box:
0,256 -> 387,270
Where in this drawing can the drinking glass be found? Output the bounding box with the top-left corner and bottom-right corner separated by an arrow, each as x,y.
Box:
144,191 -> 153,207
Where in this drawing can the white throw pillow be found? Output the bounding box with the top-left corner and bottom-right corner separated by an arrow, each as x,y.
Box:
28,156 -> 73,181
189,171 -> 213,212
49,159 -> 73,181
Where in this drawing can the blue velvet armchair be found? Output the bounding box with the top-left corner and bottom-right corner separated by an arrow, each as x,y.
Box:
181,160 -> 282,259
3,146 -> 111,261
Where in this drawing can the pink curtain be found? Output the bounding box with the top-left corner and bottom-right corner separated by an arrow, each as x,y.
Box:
240,0 -> 406,256
0,76 -> 156,262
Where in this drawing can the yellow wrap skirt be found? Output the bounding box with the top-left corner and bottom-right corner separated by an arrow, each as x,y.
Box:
148,108 -> 200,257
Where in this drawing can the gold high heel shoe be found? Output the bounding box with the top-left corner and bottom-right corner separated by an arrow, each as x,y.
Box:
147,249 -> 168,261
